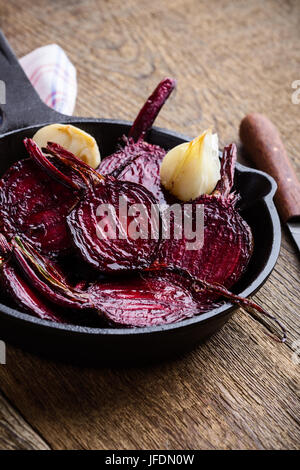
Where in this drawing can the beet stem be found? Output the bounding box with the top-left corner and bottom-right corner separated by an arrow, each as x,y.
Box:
129,77 -> 176,142
0,235 -> 64,323
46,142 -> 105,184
24,138 -> 81,191
12,237 -> 89,309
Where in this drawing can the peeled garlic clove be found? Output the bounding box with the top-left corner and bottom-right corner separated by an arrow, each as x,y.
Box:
160,129 -> 221,201
33,124 -> 101,169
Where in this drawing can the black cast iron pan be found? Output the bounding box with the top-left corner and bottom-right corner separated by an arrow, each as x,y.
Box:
0,31 -> 281,363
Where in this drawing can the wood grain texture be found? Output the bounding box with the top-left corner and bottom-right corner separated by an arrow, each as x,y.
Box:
0,0 -> 299,450
0,390 -> 50,449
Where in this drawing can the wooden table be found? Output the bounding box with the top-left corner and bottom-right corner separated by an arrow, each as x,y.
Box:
0,0 -> 299,450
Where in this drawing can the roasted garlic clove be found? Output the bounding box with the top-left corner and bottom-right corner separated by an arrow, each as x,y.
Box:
160,129 -> 220,201
33,124 -> 101,169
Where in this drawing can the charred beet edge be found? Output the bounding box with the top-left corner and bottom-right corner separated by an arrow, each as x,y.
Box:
0,234 -> 63,322
0,77 -> 286,342
12,237 -> 205,326
0,158 -> 78,257
214,143 -> 237,198
12,237 -> 286,340
25,139 -> 162,273
157,143 -> 254,290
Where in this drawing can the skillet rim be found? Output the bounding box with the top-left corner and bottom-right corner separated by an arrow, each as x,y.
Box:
0,120 -> 281,337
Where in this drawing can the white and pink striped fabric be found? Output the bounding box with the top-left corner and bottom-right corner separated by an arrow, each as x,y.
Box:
20,44 -> 77,116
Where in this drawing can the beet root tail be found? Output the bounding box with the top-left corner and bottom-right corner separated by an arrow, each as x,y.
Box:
192,278 -> 287,343
129,77 -> 176,142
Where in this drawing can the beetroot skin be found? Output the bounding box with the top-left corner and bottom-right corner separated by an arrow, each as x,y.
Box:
0,77 -> 285,341
88,272 -> 214,328
25,138 -> 162,273
158,144 -> 253,289
99,138 -> 167,204
0,234 -> 63,322
98,78 -> 176,204
0,159 -> 77,257
0,262 -> 64,322
12,237 -> 219,327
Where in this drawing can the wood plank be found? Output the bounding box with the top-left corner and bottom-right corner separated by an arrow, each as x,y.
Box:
0,0 -> 299,450
0,308 -> 299,450
0,390 -> 50,450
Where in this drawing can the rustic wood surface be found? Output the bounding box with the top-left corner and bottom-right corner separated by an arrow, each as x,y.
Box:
0,0 -> 299,450
0,390 -> 49,450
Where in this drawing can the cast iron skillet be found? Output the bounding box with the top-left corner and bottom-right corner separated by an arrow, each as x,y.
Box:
0,31 -> 281,363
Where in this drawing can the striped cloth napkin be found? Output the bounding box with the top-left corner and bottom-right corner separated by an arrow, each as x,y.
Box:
20,44 -> 77,116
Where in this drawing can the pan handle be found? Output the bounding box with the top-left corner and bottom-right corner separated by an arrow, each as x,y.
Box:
0,30 -> 68,135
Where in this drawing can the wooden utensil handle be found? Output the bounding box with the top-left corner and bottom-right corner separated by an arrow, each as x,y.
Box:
240,113 -> 300,223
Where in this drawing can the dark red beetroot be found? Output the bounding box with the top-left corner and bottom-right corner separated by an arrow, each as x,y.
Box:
98,80 -> 251,288
12,240 -> 202,326
0,158 -> 78,257
25,142 -> 254,322
101,99 -> 252,290
0,78 -> 174,261
0,234 -> 63,322
158,144 -> 253,290
99,138 -> 167,204
11,237 -> 201,325
88,272 -> 212,327
12,237 -> 286,339
98,78 -> 176,204
25,139 -> 162,273
128,77 -> 176,142
68,178 -> 161,272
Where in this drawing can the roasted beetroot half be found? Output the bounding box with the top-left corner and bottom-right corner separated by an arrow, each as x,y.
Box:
99,138 -> 168,205
88,273 -> 201,327
0,159 -> 78,257
0,76 -> 286,342
11,238 -> 203,326
158,144 -> 253,289
98,77 -> 176,204
25,139 -> 162,273
11,236 -> 286,340
0,234 -> 63,322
